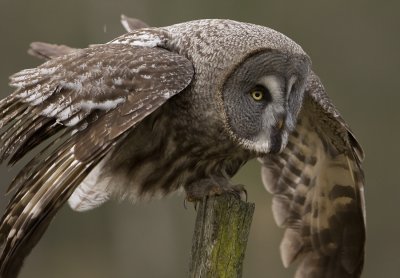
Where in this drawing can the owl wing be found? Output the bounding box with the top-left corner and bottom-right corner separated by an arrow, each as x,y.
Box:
27,41 -> 77,60
27,15 -> 148,61
259,72 -> 365,278
0,29 -> 194,278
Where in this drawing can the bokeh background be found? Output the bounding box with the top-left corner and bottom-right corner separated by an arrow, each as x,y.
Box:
0,0 -> 399,277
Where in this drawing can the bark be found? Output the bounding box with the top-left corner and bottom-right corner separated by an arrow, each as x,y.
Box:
188,194 -> 255,278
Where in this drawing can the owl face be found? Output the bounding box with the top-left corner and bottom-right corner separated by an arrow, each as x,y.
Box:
221,50 -> 310,154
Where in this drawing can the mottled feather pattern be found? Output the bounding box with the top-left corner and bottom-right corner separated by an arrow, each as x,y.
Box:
164,19 -> 307,92
70,46 -> 194,163
97,108 -> 252,204
259,78 -> 365,277
10,44 -> 193,132
306,73 -> 364,162
0,17 -> 365,278
109,29 -> 169,48
0,26 -> 194,278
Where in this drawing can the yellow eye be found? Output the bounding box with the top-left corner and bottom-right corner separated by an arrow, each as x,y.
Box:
251,90 -> 264,101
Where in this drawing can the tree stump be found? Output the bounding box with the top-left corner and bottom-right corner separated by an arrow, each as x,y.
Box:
189,194 -> 255,278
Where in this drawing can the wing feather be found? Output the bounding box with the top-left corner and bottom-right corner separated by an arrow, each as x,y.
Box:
0,28 -> 194,277
27,41 -> 77,60
27,15 -> 151,62
0,139 -> 100,278
259,72 -> 365,278
120,15 -> 150,32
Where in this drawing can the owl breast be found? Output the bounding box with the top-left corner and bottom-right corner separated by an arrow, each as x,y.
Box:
99,101 -> 252,201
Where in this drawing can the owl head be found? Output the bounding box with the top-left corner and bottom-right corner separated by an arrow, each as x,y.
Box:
221,49 -> 310,154
168,20 -> 311,154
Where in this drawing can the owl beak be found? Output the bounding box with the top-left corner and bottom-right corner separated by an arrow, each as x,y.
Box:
277,119 -> 284,130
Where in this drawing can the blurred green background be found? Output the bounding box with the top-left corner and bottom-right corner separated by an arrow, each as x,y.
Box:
0,0 -> 399,277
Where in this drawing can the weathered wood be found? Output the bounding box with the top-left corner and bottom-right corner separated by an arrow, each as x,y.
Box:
188,194 -> 255,278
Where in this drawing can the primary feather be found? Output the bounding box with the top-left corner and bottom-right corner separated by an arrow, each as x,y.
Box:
0,26 -> 193,278
259,73 -> 365,278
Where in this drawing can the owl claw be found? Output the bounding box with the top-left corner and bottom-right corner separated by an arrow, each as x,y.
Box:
229,184 -> 247,202
183,198 -> 199,210
184,180 -> 247,203
240,186 -> 248,202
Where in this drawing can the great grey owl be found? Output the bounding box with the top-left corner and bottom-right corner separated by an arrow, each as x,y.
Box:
0,16 -> 365,278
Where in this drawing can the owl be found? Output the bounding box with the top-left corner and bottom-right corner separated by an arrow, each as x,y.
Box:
0,16 -> 365,278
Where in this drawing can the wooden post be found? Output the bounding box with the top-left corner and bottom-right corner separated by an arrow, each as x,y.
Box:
188,194 -> 255,278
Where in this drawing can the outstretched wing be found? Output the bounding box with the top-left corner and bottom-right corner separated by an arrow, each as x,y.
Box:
259,72 -> 365,278
0,29 -> 194,278
27,15 -> 149,61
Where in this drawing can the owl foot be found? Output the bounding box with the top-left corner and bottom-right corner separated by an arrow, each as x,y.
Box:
184,178 -> 247,204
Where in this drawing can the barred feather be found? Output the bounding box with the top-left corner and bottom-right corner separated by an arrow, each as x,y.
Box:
0,138 -> 105,278
259,73 -> 365,278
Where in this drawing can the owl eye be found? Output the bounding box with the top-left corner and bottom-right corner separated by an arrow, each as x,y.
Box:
251,91 -> 263,100
250,85 -> 270,102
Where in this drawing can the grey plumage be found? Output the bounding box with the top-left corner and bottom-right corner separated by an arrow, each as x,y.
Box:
0,16 -> 365,278
260,73 -> 365,278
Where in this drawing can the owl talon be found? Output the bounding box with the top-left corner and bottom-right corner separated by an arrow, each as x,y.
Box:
185,180 -> 247,202
230,184 -> 247,202
184,197 -> 200,210
239,186 -> 248,202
